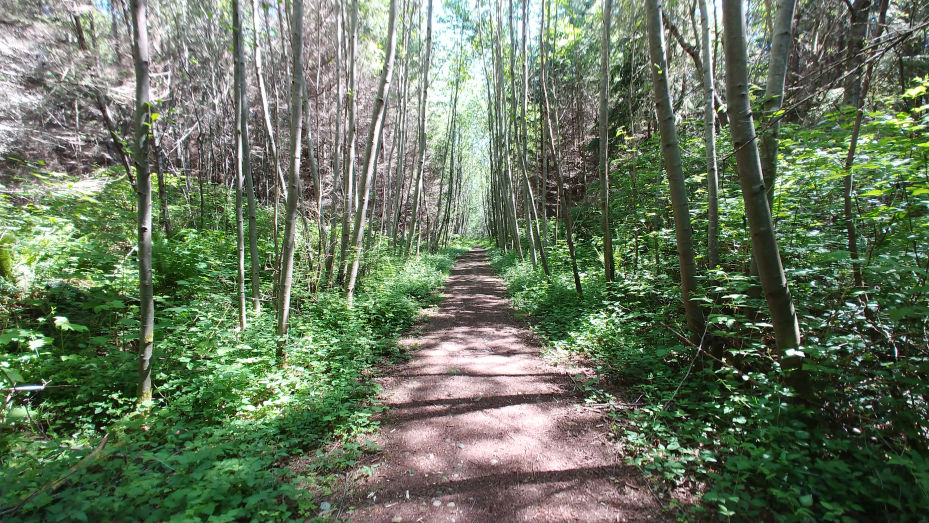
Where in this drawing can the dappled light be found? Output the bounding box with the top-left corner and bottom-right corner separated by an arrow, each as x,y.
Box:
346,249 -> 663,521
1,0 -> 928,519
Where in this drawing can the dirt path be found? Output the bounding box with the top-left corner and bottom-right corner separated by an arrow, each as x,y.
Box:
344,248 -> 664,522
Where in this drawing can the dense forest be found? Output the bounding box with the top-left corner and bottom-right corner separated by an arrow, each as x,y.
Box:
0,0 -> 927,519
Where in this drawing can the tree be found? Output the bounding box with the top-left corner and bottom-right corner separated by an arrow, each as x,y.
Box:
130,0 -> 154,403
232,0 -> 261,319
540,0 -> 581,296
338,0 -> 359,282
645,0 -> 705,341
721,0 -> 801,353
404,0 -> 434,256
388,1 -> 413,245
233,0 -> 247,327
345,0 -> 400,304
697,0 -> 720,269
840,0 -> 871,288
758,0 -> 797,210
598,0 -> 615,282
276,0 -> 305,361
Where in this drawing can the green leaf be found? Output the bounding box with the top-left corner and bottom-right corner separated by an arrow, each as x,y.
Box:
1,367 -> 24,383
53,316 -> 89,333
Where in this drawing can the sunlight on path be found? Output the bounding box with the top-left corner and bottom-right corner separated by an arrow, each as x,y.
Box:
345,248 -> 664,522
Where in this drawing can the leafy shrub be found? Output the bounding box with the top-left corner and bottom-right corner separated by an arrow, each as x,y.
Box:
0,172 -> 464,521
489,93 -> 929,521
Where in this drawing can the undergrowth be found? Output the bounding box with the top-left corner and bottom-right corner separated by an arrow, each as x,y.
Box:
0,169 -> 466,521
491,247 -> 929,521
486,98 -> 929,522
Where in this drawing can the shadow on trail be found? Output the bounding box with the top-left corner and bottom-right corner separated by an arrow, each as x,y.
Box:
345,248 -> 664,522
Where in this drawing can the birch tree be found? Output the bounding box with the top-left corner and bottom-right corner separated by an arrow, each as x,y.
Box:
131,0 -> 154,403
276,0 -> 305,361
404,0 -> 434,256
345,0 -> 400,304
232,0 -> 260,324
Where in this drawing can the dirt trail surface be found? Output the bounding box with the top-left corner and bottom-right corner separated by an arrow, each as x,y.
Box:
343,248 -> 664,522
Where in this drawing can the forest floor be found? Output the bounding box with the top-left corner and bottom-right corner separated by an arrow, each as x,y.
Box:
337,247 -> 666,522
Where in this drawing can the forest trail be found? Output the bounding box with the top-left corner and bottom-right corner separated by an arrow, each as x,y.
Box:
343,248 -> 664,522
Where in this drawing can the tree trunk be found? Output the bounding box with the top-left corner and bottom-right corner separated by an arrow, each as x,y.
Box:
251,0 -> 287,195
508,0 -> 549,274
841,0 -> 871,288
130,0 -> 154,403
276,0 -> 305,361
645,0 -> 706,341
758,0 -> 797,210
698,0 -> 720,269
323,0 -> 344,287
345,0 -> 400,305
232,0 -> 258,324
153,140 -> 172,238
389,8 -> 412,244
598,0 -> 615,282
540,0 -> 581,296
404,0 -> 434,257
338,0 -> 359,282
491,5 -> 522,259
721,0 -> 802,353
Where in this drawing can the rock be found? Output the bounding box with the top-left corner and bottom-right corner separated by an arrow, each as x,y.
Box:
319,501 -> 332,512
456,442 -> 465,449
391,517 -> 403,522
432,500 -> 442,507
447,502 -> 456,507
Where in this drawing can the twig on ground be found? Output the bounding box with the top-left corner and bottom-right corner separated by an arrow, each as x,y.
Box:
658,323 -> 709,411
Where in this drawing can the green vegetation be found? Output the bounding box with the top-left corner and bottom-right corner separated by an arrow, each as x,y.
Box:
490,92 -> 929,520
0,171 -> 464,521
3,0 -> 929,519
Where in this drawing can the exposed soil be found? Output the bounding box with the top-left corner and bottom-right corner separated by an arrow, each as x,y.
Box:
341,247 -> 666,522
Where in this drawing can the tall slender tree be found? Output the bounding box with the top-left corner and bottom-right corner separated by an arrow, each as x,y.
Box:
758,0 -> 797,210
645,0 -> 705,341
540,0 -> 581,295
404,0 -> 434,256
698,0 -> 720,269
251,0 -> 286,194
276,0 -> 305,361
345,0 -> 400,304
338,0 -> 359,281
598,0 -> 614,281
841,0 -> 872,288
130,0 -> 154,403
721,0 -> 801,353
232,0 -> 260,324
